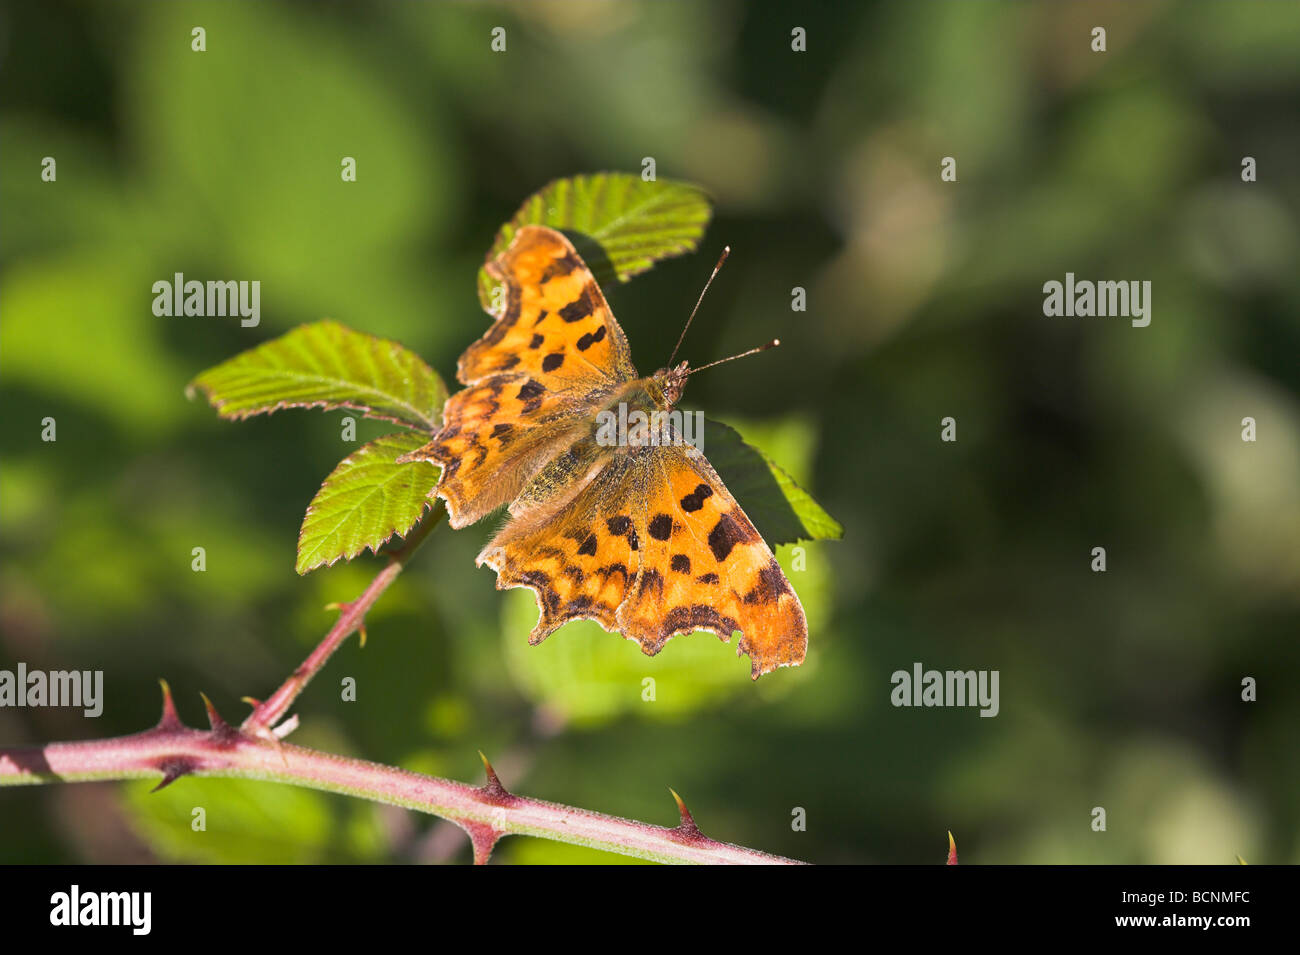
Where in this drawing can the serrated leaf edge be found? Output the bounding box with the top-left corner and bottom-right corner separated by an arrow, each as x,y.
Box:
295,433 -> 440,574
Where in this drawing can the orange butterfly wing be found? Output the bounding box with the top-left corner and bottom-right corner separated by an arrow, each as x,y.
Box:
461,224 -> 636,387
615,444 -> 807,678
478,450 -> 643,640
479,440 -> 807,679
406,226 -> 635,527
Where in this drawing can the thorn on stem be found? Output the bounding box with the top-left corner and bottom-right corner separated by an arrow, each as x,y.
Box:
156,679 -> 182,730
358,625 -> 368,649
150,758 -> 196,793
669,787 -> 702,838
478,751 -> 509,799
947,830 -> 958,865
199,692 -> 231,734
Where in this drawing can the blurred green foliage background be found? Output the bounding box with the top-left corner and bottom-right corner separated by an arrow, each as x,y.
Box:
2,0 -> 1298,864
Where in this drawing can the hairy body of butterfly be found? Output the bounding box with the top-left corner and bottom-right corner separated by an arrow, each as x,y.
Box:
403,225 -> 807,678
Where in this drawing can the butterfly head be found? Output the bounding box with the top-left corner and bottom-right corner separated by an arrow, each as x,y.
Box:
650,361 -> 691,409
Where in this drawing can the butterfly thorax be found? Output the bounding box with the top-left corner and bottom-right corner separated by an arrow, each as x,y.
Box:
583,366 -> 694,453
592,362 -> 689,420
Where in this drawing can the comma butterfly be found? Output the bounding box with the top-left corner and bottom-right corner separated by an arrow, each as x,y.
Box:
405,225 -> 807,678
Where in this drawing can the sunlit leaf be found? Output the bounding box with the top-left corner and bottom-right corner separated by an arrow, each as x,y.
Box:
704,419 -> 843,545
478,172 -> 712,309
188,320 -> 446,431
122,777 -> 336,865
2,253 -> 191,430
296,432 -> 440,574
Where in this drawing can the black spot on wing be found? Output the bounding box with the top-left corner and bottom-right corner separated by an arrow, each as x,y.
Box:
662,605 -> 738,637
559,287 -> 597,323
670,554 -> 691,574
514,377 -> 547,413
517,380 -> 545,402
604,515 -> 639,551
538,252 -> 583,285
542,353 -> 565,373
519,570 -> 559,615
576,325 -> 607,351
696,572 -> 719,584
743,559 -> 792,605
637,568 -> 664,598
598,562 -> 629,582
529,333 -> 544,349
577,533 -> 598,557
565,595 -> 594,614
680,483 -> 713,513
648,514 -> 673,541
707,512 -> 751,562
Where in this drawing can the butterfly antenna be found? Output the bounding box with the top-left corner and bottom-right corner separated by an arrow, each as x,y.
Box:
684,339 -> 781,378
668,245 -> 731,367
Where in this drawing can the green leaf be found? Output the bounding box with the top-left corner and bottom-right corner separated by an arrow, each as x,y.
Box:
477,172 -> 713,309
122,777 -> 337,864
187,320 -> 446,431
296,432 -> 440,574
703,419 -> 843,545
502,589 -> 765,723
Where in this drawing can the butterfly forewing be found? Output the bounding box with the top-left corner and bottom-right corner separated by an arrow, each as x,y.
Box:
463,225 -> 637,388
408,225 -> 636,527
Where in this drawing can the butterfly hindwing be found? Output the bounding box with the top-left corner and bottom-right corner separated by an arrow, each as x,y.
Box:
479,439 -> 807,679
478,450 -> 642,640
616,444 -> 807,678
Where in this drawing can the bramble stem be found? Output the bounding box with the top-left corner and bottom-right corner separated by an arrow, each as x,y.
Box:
243,508 -> 441,735
0,504 -> 802,864
0,705 -> 801,865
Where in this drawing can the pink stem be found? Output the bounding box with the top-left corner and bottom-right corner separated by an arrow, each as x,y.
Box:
0,717 -> 802,865
243,510 -> 440,734
0,509 -> 803,863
